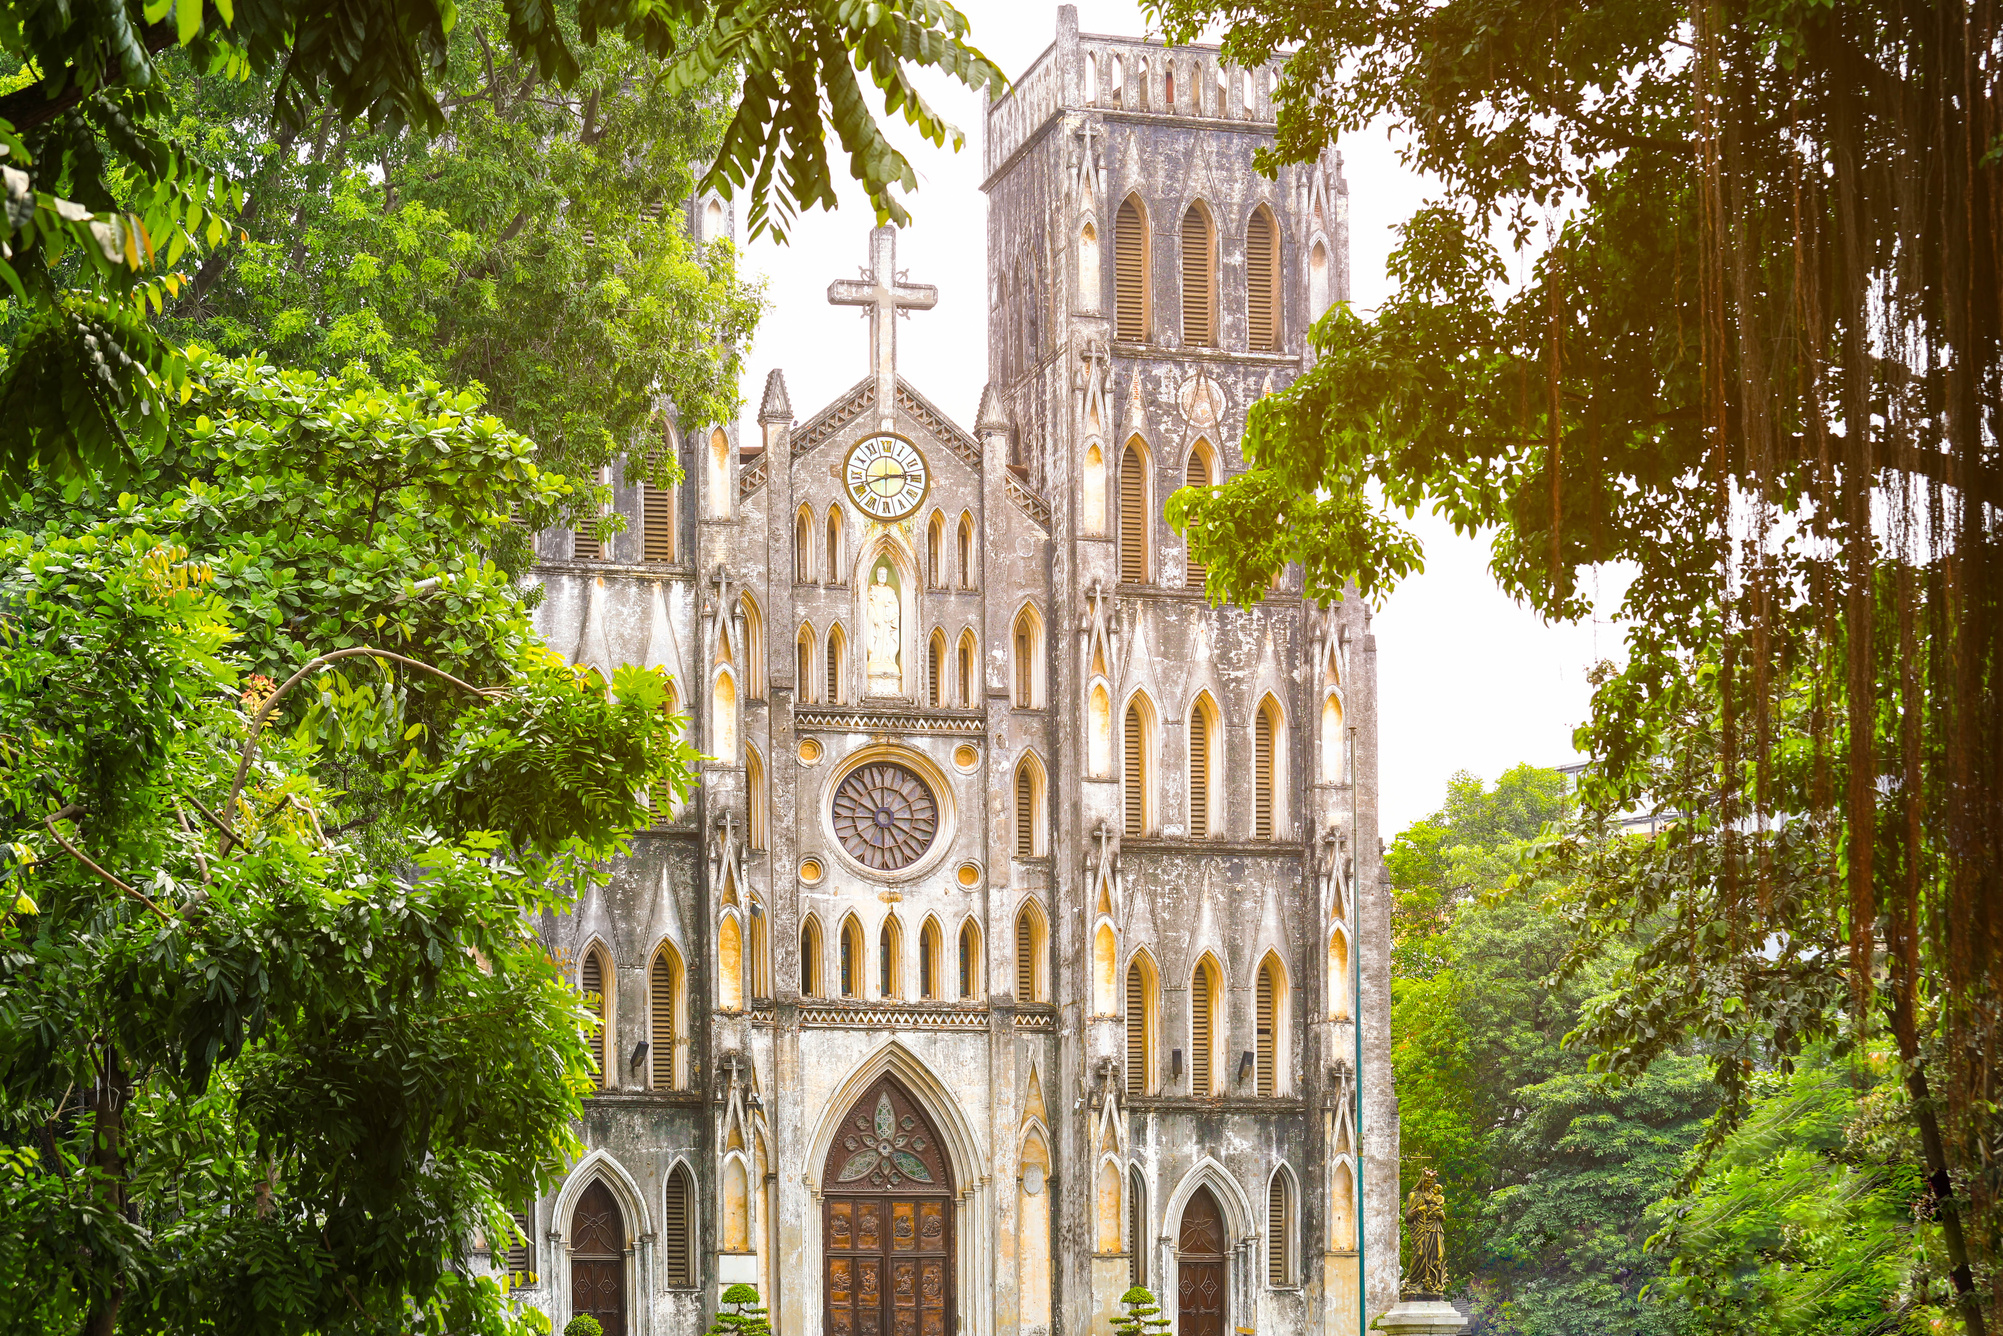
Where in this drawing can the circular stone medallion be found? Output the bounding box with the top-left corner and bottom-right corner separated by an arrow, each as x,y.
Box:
831,763 -> 939,872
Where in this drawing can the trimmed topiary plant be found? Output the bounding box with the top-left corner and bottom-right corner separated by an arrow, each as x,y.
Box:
563,1318 -> 604,1336
1112,1285 -> 1172,1336
706,1283 -> 773,1336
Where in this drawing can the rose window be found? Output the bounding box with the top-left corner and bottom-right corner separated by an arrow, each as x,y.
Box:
831,763 -> 938,872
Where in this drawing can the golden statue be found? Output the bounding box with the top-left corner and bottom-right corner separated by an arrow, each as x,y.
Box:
1401,1168 -> 1448,1300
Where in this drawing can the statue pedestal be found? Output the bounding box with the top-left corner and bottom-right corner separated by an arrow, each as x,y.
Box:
1375,1298 -> 1468,1336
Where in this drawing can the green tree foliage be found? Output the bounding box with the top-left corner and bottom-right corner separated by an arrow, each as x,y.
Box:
154,0 -> 763,530
0,349 -> 700,1333
1652,1054 -> 1954,1336
0,0 -> 1003,492
1386,767 -> 1712,1334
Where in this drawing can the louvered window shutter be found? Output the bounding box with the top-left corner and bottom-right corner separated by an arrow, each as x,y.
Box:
841,924 -> 857,996
581,952 -> 605,1086
1185,452 -> 1211,588
643,483 -> 675,561
798,639 -> 813,701
1124,702 -> 1146,835
796,514 -> 811,581
928,523 -> 941,587
960,925 -> 975,997
506,1208 -> 532,1279
959,643 -> 973,704
1189,710 -> 1210,837
1256,965 -> 1277,1097
801,927 -> 819,997
1017,914 -> 1035,1001
880,924 -> 894,996
1248,209 -> 1278,352
1126,964 -> 1148,1095
1115,198 -> 1147,341
1015,629 -> 1032,705
664,1170 -> 693,1286
1267,1177 -> 1287,1285
1017,767 -> 1035,856
827,633 -> 841,704
921,929 -> 936,998
1119,445 -> 1147,583
827,514 -> 841,585
650,954 -> 675,1089
1129,1175 -> 1146,1285
1181,206 -> 1214,346
573,526 -> 601,561
1191,963 -> 1212,1094
928,639 -> 942,706
1254,707 -> 1275,839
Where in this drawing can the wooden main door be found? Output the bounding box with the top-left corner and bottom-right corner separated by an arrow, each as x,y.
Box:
823,1076 -> 955,1336
571,1180 -> 627,1336
1176,1186 -> 1227,1336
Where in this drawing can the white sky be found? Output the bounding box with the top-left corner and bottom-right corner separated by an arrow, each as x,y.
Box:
731,1 -> 1623,836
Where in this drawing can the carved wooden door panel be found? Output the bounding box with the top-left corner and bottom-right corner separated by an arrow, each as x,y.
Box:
1177,1186 -> 1227,1336
571,1180 -> 626,1336
824,1077 -> 954,1336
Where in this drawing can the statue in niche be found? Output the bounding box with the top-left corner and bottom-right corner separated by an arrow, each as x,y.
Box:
1401,1167 -> 1449,1300
866,564 -> 901,693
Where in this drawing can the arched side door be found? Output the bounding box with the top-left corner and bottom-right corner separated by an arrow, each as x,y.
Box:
1176,1185 -> 1227,1336
822,1075 -> 955,1336
571,1180 -> 627,1336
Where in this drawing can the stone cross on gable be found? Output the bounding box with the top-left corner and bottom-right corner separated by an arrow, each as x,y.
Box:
828,225 -> 937,430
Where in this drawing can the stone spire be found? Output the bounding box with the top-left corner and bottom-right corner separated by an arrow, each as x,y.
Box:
758,368 -> 793,424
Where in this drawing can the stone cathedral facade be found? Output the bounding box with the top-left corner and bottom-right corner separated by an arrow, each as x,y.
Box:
510,10 -> 1399,1336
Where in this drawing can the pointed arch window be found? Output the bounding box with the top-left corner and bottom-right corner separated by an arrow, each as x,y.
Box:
1190,957 -> 1219,1096
879,916 -> 903,998
1118,440 -> 1150,584
1254,696 -> 1280,839
1267,1170 -> 1294,1285
740,595 -> 765,699
957,632 -> 977,706
719,911 -> 744,1010
797,624 -> 817,703
800,916 -> 824,998
1015,903 -> 1046,1002
663,1165 -> 696,1287
1122,695 -> 1153,836
1184,446 -> 1213,589
1256,954 -> 1284,1096
580,945 -> 610,1088
1079,221 -> 1101,311
959,920 -> 981,998
795,506 -> 815,583
749,899 -> 770,1000
1181,204 -> 1216,346
1129,1169 -> 1148,1286
1114,196 -> 1148,342
840,916 -> 863,998
1189,693 -> 1218,838
712,670 -> 737,763
1084,442 -> 1108,534
506,1204 -> 534,1283
1321,692 -> 1346,783
826,506 -> 845,586
1015,757 -> 1045,857
1309,238 -> 1330,320
1247,205 -> 1280,352
707,428 -> 732,519
928,631 -> 947,707
1328,927 -> 1352,1021
826,626 -> 847,705
920,919 -> 943,999
1013,606 -> 1044,708
957,513 -> 976,589
927,512 -> 945,588
649,944 -> 682,1090
642,443 -> 678,563
1125,954 -> 1157,1096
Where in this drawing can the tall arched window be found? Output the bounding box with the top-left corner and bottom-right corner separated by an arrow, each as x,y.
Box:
928,630 -> 947,707
1267,1170 -> 1294,1285
718,911 -> 744,1010
959,920 -> 981,998
1255,953 -> 1284,1095
957,632 -> 977,706
748,899 -> 769,1000
1254,695 -> 1280,839
1188,692 -> 1218,837
1190,955 -> 1221,1096
642,451 -> 677,562
800,916 -> 823,998
1129,1169 -> 1149,1286
795,505 -> 815,582
1125,953 -> 1157,1095
1118,439 -> 1149,584
1321,692 -> 1346,783
711,670 -> 737,762
707,428 -> 731,519
1122,695 -> 1153,835
649,944 -> 682,1090
1079,221 -> 1101,311
957,513 -> 976,588
1015,903 -> 1046,1002
1013,606 -> 1043,707
581,945 -> 610,1088
740,594 -> 765,699
1114,196 -> 1148,342
840,915 -> 863,997
1015,757 -> 1044,857
797,624 -> 816,703
1328,928 -> 1352,1021
746,747 -> 767,850
1247,205 -> 1280,352
927,512 -> 944,588
1309,238 -> 1330,320
826,626 -> 846,705
1083,442 -> 1108,533
826,506 -> 845,585
879,916 -> 903,998
663,1165 -> 696,1287
919,917 -> 943,999
1180,203 -> 1216,346
1184,445 -> 1213,588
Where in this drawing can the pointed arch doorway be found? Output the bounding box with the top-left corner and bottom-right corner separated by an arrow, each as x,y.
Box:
1176,1185 -> 1228,1336
571,1179 -> 627,1336
822,1075 -> 955,1336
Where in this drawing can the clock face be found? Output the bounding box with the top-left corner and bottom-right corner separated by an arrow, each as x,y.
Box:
844,434 -> 930,521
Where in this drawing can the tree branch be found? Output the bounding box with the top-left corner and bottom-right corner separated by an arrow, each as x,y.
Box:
42,808 -> 169,921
